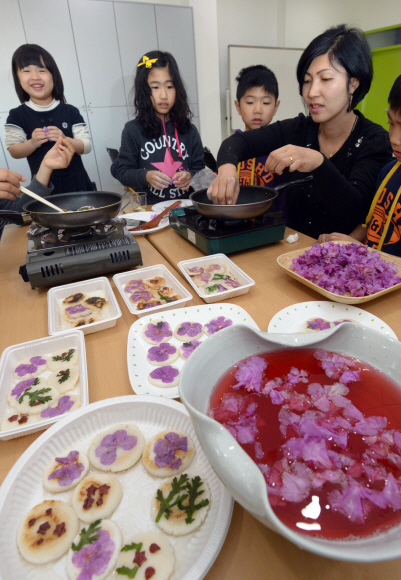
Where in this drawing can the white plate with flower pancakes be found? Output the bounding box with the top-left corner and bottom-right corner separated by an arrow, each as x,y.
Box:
0,396 -> 233,580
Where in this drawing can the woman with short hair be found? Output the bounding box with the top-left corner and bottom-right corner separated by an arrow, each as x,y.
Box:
209,25 -> 393,239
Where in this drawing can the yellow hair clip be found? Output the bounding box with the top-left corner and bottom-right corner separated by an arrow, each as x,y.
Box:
137,55 -> 158,69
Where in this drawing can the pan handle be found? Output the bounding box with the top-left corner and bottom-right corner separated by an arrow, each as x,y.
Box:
0,211 -> 29,226
274,175 -> 313,193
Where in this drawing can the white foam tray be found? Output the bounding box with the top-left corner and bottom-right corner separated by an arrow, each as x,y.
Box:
177,254 -> 255,304
47,276 -> 122,335
113,264 -> 192,318
0,330 -> 88,440
0,396 -> 233,580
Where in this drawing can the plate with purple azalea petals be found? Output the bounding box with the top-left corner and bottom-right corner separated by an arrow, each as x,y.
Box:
127,303 -> 260,398
277,242 -> 401,305
0,396 -> 233,580
268,301 -> 397,339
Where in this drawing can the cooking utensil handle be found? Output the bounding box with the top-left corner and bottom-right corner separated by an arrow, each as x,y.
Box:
20,186 -> 65,213
129,200 -> 181,231
0,210 -> 28,225
274,174 -> 313,192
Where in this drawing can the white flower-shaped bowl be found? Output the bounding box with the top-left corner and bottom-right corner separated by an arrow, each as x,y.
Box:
179,322 -> 401,562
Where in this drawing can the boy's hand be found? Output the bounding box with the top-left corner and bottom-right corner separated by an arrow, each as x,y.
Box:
207,164 -> 239,205
42,137 -> 75,170
31,128 -> 48,149
318,232 -> 362,244
46,126 -> 66,142
172,171 -> 192,190
266,145 -> 324,175
0,168 -> 26,199
146,170 -> 171,190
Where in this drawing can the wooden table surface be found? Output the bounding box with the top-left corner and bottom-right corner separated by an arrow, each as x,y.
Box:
2,221 -> 401,580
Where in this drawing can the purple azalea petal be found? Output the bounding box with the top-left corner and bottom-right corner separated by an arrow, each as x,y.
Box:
144,321 -> 172,343
177,322 -> 202,337
11,378 -> 36,398
48,451 -> 84,487
147,343 -> 177,363
153,432 -> 187,468
30,356 -> 46,366
94,429 -> 137,466
72,529 -> 115,579
15,363 -> 37,377
180,340 -> 201,359
205,316 -> 233,335
149,365 -> 179,384
233,356 -> 267,393
40,395 -> 74,418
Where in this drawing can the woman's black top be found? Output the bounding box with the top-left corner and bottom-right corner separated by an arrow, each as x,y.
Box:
217,112 -> 393,239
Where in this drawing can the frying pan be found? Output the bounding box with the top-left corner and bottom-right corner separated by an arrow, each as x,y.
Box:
0,191 -> 123,230
189,176 -> 313,220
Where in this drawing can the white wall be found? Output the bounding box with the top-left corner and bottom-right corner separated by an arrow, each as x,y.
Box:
284,0 -> 401,48
216,0 -> 280,139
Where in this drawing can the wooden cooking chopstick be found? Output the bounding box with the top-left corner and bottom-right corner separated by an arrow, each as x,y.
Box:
20,186 -> 65,213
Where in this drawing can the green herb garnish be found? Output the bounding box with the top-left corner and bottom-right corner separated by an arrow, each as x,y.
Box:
52,348 -> 75,362
57,368 -> 70,384
116,566 -> 138,578
205,284 -> 220,294
183,342 -> 193,347
156,322 -> 164,329
71,520 -> 101,552
18,386 -> 52,407
212,274 -> 229,280
178,475 -> 210,524
155,473 -> 189,523
121,541 -> 143,552
157,292 -> 176,303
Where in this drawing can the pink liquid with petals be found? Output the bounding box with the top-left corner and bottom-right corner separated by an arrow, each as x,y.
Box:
208,349 -> 401,539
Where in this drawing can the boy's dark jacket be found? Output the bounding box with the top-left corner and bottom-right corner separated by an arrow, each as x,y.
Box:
116,118 -> 204,205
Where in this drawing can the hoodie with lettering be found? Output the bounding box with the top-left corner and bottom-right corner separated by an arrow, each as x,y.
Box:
116,118 -> 205,206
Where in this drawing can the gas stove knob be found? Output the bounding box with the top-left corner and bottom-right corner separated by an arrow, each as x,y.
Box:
19,265 -> 29,282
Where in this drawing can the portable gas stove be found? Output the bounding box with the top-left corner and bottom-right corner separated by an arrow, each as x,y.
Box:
169,207 -> 285,254
20,217 -> 142,289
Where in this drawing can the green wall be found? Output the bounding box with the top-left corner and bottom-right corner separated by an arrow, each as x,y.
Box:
357,45 -> 401,130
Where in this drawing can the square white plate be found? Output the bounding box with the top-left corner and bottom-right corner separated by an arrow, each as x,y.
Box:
0,396 -> 233,580
177,254 -> 255,304
127,302 -> 260,399
0,330 -> 88,440
113,265 -> 192,318
47,277 -> 121,335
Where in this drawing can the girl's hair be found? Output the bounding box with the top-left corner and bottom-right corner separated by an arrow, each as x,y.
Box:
296,24 -> 372,110
389,75 -> 401,115
12,44 -> 66,104
133,50 -> 192,139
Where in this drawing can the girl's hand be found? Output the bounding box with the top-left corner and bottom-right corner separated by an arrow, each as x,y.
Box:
265,146 -> 324,175
0,168 -> 26,199
31,128 -> 48,149
42,137 -> 75,170
46,126 -> 65,142
317,232 -> 362,244
146,170 -> 171,190
172,171 -> 192,190
207,164 -> 239,205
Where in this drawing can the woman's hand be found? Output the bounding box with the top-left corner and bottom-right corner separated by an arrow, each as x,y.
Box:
42,137 -> 75,170
317,232 -> 362,244
172,171 -> 192,190
31,128 -> 48,149
0,168 -> 26,199
207,164 -> 239,205
46,126 -> 65,142
146,170 -> 171,190
266,146 -> 324,175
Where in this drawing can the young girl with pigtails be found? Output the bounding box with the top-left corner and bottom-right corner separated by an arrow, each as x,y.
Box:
117,50 -> 205,206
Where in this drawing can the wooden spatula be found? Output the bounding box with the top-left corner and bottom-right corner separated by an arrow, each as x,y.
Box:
128,201 -> 181,232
